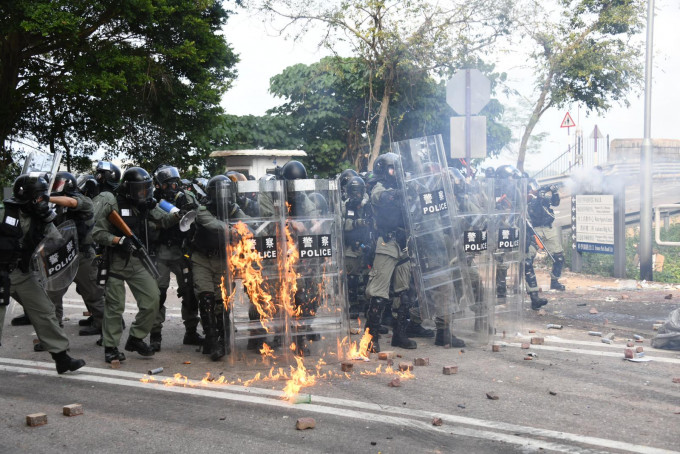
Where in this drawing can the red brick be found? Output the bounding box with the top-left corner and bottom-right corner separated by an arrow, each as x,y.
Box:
624,348 -> 634,359
295,417 -> 316,430
528,329 -> 536,333
491,344 -> 500,352
386,359 -> 394,367
341,361 -> 354,372
530,337 -> 544,345
26,413 -> 47,427
521,343 -> 530,349
672,378 -> 680,384
110,360 -> 121,369
486,392 -> 499,400
442,365 -> 458,375
413,357 -> 429,366
62,404 -> 83,417
626,342 -> 634,347
524,356 -> 533,360
398,362 -> 413,371
432,417 -> 443,426
388,377 -> 402,387
635,347 -> 644,353
378,351 -> 394,360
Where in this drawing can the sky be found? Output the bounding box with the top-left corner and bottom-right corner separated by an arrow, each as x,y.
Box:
219,1 -> 680,173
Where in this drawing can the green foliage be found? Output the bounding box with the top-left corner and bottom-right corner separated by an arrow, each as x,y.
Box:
0,0 -> 238,185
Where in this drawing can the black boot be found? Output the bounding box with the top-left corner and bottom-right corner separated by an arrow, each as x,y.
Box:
366,297 -> 387,353
434,327 -> 466,348
496,265 -> 507,298
104,347 -> 126,363
11,313 -> 31,326
550,279 -> 565,291
530,292 -> 548,310
198,292 -> 217,355
183,329 -> 204,346
293,335 -> 311,357
150,332 -> 162,352
79,324 -> 102,336
79,316 -> 93,326
391,317 -> 417,349
124,335 -> 155,356
404,321 -> 435,338
210,307 -> 229,361
51,351 -> 86,374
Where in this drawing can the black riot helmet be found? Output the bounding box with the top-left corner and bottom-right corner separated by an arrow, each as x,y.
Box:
225,170 -> 247,183
120,167 -> 154,208
527,178 -> 540,194
13,173 -> 50,205
483,167 -> 495,179
95,161 -> 121,191
77,174 -> 99,198
339,169 -> 359,192
154,165 -> 181,198
280,160 -> 307,180
52,171 -> 78,196
206,175 -> 236,206
495,164 -> 522,179
308,192 -> 329,215
346,176 -> 366,201
373,152 -> 400,185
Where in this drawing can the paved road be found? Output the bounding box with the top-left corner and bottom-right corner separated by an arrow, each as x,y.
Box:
1,272 -> 679,453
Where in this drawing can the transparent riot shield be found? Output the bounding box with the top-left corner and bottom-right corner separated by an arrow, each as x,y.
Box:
220,178 -> 288,363
490,177 -> 526,339
22,150 -> 62,193
391,135 -> 475,343
449,174 -> 495,344
283,178 -> 349,359
31,220 -> 79,291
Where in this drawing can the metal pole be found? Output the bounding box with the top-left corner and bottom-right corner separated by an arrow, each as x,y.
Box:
639,0 -> 655,281
465,69 -> 471,175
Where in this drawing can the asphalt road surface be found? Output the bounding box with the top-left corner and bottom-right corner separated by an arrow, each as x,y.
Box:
1,271 -> 679,453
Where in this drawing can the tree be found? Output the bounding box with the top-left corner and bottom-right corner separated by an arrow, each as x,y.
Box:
513,0 -> 645,171
0,0 -> 238,184
258,0 -> 512,169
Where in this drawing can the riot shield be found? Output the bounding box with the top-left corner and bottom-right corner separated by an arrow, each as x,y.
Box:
283,178 -> 348,358
449,173 -> 495,344
31,220 -> 79,292
390,135 -> 475,342
22,150 -> 62,193
490,177 -> 526,338
219,178 -> 288,362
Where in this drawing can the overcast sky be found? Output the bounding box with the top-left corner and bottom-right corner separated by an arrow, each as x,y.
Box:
220,1 -> 680,172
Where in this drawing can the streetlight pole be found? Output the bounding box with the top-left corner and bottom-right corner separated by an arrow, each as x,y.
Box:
639,0 -> 655,281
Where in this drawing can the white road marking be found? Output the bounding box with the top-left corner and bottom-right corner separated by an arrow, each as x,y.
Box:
503,341 -> 680,364
0,358 -> 676,454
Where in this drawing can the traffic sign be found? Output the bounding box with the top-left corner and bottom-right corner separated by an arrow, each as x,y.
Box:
446,69 -> 490,115
560,112 -> 575,128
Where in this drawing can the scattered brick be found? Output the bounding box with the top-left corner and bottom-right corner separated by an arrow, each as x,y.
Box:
653,324 -> 663,331
664,294 -> 673,300
530,337 -> 544,345
378,351 -> 394,360
396,354 -> 403,358
62,404 -> 83,417
398,362 -> 413,371
672,378 -> 680,384
620,295 -> 629,300
110,360 -> 121,369
26,413 -> 47,427
413,358 -> 429,366
295,417 -> 316,430
32,339 -> 40,345
636,346 -> 644,353
183,361 -> 191,365
524,356 -> 533,360
528,329 -> 536,333
521,343 -> 530,349
432,417 -> 443,426
491,344 -> 500,353
589,307 -> 598,314
624,348 -> 634,359
442,365 -> 458,375
388,377 -> 402,387
635,339 -> 644,343
341,361 -> 354,372
386,359 -> 394,367
626,342 -> 634,347
537,309 -> 546,316
486,392 -> 499,400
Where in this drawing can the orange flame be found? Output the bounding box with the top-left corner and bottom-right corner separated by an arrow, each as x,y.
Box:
342,328 -> 372,361
259,342 -> 276,360
282,356 -> 317,400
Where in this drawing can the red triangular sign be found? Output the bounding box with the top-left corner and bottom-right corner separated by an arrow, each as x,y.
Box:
560,112 -> 575,128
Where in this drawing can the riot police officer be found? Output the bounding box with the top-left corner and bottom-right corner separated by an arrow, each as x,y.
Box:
342,176 -> 371,319
46,171 -> 105,336
191,175 -> 246,360
149,165 -> 203,352
93,167 -> 181,363
364,153 -> 416,352
0,174 -> 86,373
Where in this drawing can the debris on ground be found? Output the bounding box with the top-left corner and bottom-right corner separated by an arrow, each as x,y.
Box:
443,365 -> 458,375
388,377 -> 402,387
664,294 -> 673,300
26,413 -> 47,427
521,343 -> 530,349
589,308 -> 599,314
295,417 -> 316,430
549,391 -> 557,396
531,337 -> 544,345
62,404 -> 83,417
432,417 -> 443,426
413,358 -> 429,366
588,331 -> 603,337
398,363 -> 413,372
486,392 -> 499,400
547,324 -> 563,329
341,361 -> 354,372
491,344 -> 500,352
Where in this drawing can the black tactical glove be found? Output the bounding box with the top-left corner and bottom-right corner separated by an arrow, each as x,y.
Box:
117,237 -> 136,254
178,203 -> 198,219
549,185 -> 559,193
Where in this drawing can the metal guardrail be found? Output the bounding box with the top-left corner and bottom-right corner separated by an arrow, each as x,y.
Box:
655,204 -> 680,246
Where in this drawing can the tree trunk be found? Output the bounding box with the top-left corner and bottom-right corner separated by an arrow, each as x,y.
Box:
516,74 -> 553,172
368,83 -> 392,170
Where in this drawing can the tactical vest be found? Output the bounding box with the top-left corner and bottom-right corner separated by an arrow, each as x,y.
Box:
115,196 -> 150,248
157,190 -> 188,247
191,203 -> 222,255
343,200 -> 370,245
528,197 -> 555,228
0,201 -> 23,267
373,184 -> 404,234
55,196 -> 94,246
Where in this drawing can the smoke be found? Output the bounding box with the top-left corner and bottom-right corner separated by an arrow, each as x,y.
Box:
564,166 -> 625,196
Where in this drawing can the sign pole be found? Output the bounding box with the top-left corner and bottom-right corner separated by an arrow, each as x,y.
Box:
465,69 -> 472,175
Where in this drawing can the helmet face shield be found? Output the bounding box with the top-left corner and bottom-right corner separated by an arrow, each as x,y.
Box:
155,166 -> 181,185
127,180 -> 153,202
